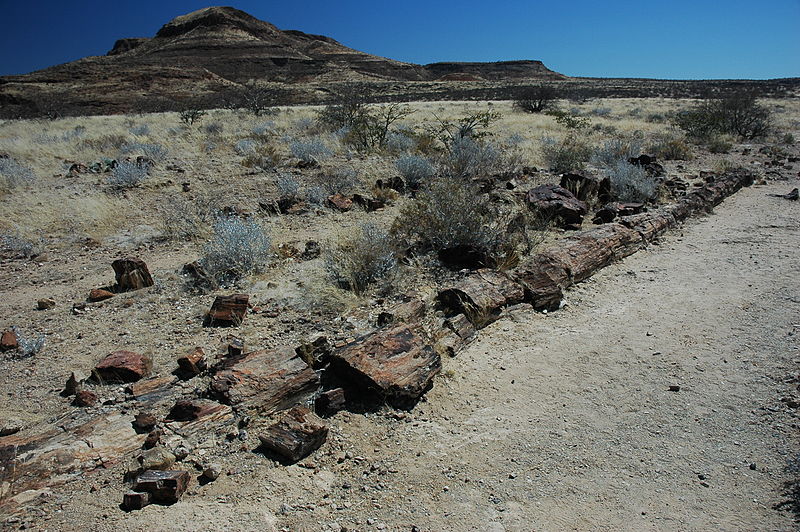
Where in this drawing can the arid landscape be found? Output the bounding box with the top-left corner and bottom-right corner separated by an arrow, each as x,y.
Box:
1,6 -> 799,532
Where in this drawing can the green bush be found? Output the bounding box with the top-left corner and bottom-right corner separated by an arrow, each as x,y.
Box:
675,92 -> 771,140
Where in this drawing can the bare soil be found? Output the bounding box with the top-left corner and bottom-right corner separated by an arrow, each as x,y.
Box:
4,178 -> 798,530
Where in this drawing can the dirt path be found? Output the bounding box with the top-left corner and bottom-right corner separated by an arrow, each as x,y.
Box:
26,178 -> 799,532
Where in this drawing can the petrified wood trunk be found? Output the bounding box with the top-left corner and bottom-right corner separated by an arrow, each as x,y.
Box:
437,269 -> 525,326
526,184 -> 589,230
133,470 -> 191,504
112,258 -> 154,292
330,325 -> 441,408
510,253 -> 570,311
209,347 -> 320,414
258,406 -> 328,463
560,173 -> 612,205
93,351 -> 152,383
204,294 -> 249,327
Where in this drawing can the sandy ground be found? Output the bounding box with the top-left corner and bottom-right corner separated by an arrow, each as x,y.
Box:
9,179 -> 796,531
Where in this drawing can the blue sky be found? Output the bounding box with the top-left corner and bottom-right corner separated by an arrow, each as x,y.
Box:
0,0 -> 798,79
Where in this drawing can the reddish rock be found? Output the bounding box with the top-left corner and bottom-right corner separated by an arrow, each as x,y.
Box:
1,329 -> 18,352
112,258 -> 154,292
93,351 -> 152,383
133,470 -> 190,505
510,253 -> 570,311
327,193 -> 353,212
526,184 -> 588,230
225,335 -> 244,357
73,390 -> 99,407
437,269 -> 526,327
204,294 -> 249,327
176,347 -> 207,377
330,325 -> 441,408
61,371 -> 84,396
132,413 -> 158,433
166,399 -> 225,422
88,288 -> 115,302
122,491 -> 151,511
258,406 -> 329,463
209,348 -> 320,413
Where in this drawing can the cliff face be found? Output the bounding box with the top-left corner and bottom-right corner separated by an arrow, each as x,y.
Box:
0,6 -> 567,116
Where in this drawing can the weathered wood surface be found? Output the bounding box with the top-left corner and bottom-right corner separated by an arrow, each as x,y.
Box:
112,258 -> 154,292
133,469 -> 191,504
204,293 -> 249,327
330,325 -> 441,408
209,347 -> 320,413
437,269 -> 525,326
258,406 -> 329,463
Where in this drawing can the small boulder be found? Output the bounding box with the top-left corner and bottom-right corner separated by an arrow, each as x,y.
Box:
61,371 -> 87,396
258,406 -> 329,463
88,288 -> 115,302
93,351 -> 152,383
73,390 -> 99,407
122,491 -> 151,511
526,184 -> 588,230
1,329 -> 18,352
315,388 -> 346,415
182,261 -> 218,293
201,464 -> 221,482
37,298 -> 56,310
132,413 -> 158,433
139,447 -> 176,471
176,347 -> 207,378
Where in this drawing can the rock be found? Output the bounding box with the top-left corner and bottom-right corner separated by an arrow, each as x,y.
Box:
204,294 -> 249,327
510,254 -> 569,311
628,155 -> 665,178
143,429 -> 162,449
433,313 -> 477,357
176,347 -> 207,377
72,302 -> 87,315
437,244 -> 493,270
619,210 -> 676,242
209,348 -> 320,414
132,413 -> 158,433
122,491 -> 151,511
526,184 -> 588,230
166,399 -> 225,422
0,419 -> 22,437
375,176 -> 405,193
182,261 -> 218,292
201,464 -> 221,482
112,258 -> 154,291
352,193 -> 385,212
437,269 -> 526,327
87,288 -> 115,302
73,390 -> 99,407
377,299 -> 426,327
330,325 -> 441,408
301,240 -> 321,260
139,446 -> 176,471
668,385 -> 681,392
225,335 -> 245,357
295,336 -> 331,369
560,173 -> 612,204
133,470 -> 190,504
36,298 -> 55,310
93,351 -> 152,383
592,202 -> 645,224
173,445 -> 190,461
315,388 -> 346,415
258,406 -> 329,463
0,329 -> 18,351
327,193 -> 353,212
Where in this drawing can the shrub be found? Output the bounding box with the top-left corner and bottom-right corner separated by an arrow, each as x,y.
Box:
445,136 -> 500,178
290,138 -> 332,164
591,107 -> 612,117
252,122 -> 276,138
306,186 -> 327,205
108,161 -> 148,188
0,158 -> 36,192
121,142 -> 168,162
276,173 -> 300,200
339,103 -> 415,152
514,85 -> 558,113
386,131 -> 414,153
706,135 -> 733,154
129,124 -> 150,136
325,222 -> 398,294
549,109 -> 591,130
180,109 -> 207,125
591,138 -> 642,168
203,122 -> 223,135
314,166 -> 361,196
160,196 -> 215,241
540,135 -> 592,173
782,133 -> 795,145
223,81 -> 274,116
606,159 -> 658,202
200,217 -> 271,286
0,232 -> 39,258
675,92 -> 771,140
648,135 -> 692,160
318,87 -> 370,130
241,144 -> 280,171
396,155 -> 436,188
235,139 -> 257,155
434,110 -> 501,143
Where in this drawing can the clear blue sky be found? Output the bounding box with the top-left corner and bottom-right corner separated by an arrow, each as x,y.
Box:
0,0 -> 798,79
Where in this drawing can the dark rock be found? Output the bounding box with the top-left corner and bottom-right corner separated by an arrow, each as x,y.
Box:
143,429 -> 162,449
560,173 -> 611,204
73,390 -> 99,407
225,336 -> 244,357
258,406 -> 329,463
668,385 -> 681,392
204,294 -> 249,327
592,202 -> 645,224
295,336 -> 331,369
93,351 -> 152,383
526,184 -> 588,230
437,244 -> 493,270
166,399 -> 224,422
315,388 -> 346,415
61,371 -> 84,397
112,258 -> 154,292
37,298 -> 56,310
133,470 -> 190,505
176,347 -> 207,377
352,193 -> 385,212
510,254 -> 569,311
628,155 -> 665,177
122,491 -> 151,511
133,413 -> 158,433
375,176 -> 405,193
301,240 -> 321,260
330,325 -> 441,408
87,288 -> 115,302
327,193 -> 353,211
182,261 -> 218,293
201,464 -> 221,482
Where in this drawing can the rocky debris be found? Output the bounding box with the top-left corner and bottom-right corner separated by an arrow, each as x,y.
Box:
132,413 -> 158,433
131,470 -> 190,505
0,419 -> 22,437
628,154 -> 665,177
767,187 -> 799,200
352,193 -> 385,212
72,302 -> 87,315
315,388 -> 346,415
434,314 -> 477,357
209,348 -> 320,413
87,288 -> 115,302
143,429 -> 162,449
122,491 -> 151,511
327,193 -> 354,211
330,325 -> 441,408
166,399 -> 225,422
37,298 -> 56,310
437,269 -> 526,327
112,258 -> 154,292
201,464 -> 221,482
176,347 -> 207,378
526,184 -> 588,230
377,299 -> 426,327
592,202 -> 645,224
61,371 -> 88,396
73,390 -> 99,407
1,329 -> 18,352
204,294 -> 249,327
301,240 -> 321,260
560,173 -> 612,204
295,336 -> 332,369
93,351 -> 152,383
258,406 -> 329,463
182,261 -> 218,292
225,336 -> 245,357
138,446 -> 176,471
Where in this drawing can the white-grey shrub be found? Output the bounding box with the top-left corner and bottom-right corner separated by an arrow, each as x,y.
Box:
121,142 -> 168,162
386,131 -> 414,153
108,161 -> 148,188
0,157 -> 36,190
325,222 -> 398,294
607,159 -> 658,202
200,217 -> 271,285
290,138 -> 332,164
396,155 -> 435,187
315,166 -> 360,195
277,173 -> 300,199
591,138 -> 642,168
11,326 -> 45,358
129,124 -> 150,136
235,139 -> 257,155
446,136 -> 500,178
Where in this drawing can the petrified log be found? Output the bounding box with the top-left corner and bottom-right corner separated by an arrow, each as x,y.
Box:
133,470 -> 190,505
122,491 -> 151,511
315,388 -> 346,415
433,313 -> 477,358
376,299 -> 426,327
437,269 -> 525,326
592,202 -> 645,224
560,173 -> 612,204
327,193 -> 353,211
258,406 -> 329,463
93,351 -> 152,383
176,347 -> 207,377
510,253 -> 570,311
209,347 -> 320,414
548,223 -> 642,284
87,288 -> 115,302
166,399 -> 225,422
619,210 -> 676,242
526,184 -> 588,230
182,261 -> 218,292
112,258 -> 154,292
73,390 -> 98,407
204,294 -> 249,327
767,187 -> 798,200
330,325 -> 441,408
295,336 -> 331,369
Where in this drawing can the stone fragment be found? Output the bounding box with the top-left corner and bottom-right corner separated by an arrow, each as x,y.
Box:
37,298 -> 55,310
0,419 -> 22,437
133,470 -> 190,504
301,240 -> 321,260
295,336 -> 331,369
143,429 -> 162,449
526,184 -> 588,230
377,299 -> 426,327
510,254 -> 569,311
132,413 -> 158,433
0,329 -> 17,351
330,325 -> 441,408
139,446 -> 175,471
204,294 -> 249,327
225,336 -> 244,357
73,390 -> 98,407
315,388 -> 346,415
327,194 -> 353,211
166,399 -> 225,422
87,288 -> 115,302
182,261 -> 218,292
112,258 -> 154,291
201,464 -> 221,482
258,406 -> 329,463
122,491 -> 151,511
176,347 -> 207,377
93,351 -> 152,383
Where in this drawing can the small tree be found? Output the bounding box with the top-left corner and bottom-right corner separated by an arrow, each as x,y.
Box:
514,86 -> 558,113
675,91 -> 771,140
179,109 -> 207,125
